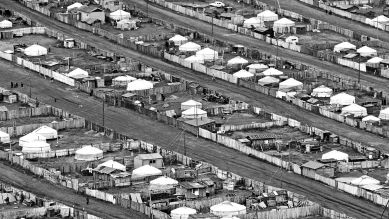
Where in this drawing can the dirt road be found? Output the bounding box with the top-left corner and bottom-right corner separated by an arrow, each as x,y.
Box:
3,0 -> 389,96
0,162 -> 147,219
0,59 -> 383,219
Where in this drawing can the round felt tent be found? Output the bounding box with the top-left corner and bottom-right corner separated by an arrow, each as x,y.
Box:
311,85 -> 333,98
258,76 -> 279,86
372,15 -> 389,23
273,18 -> 295,33
357,46 -> 377,57
329,92 -> 355,105
112,75 -> 136,86
243,17 -> 262,28
169,34 -> 188,46
279,78 -> 303,90
247,63 -> 268,73
97,160 -> 126,171
150,176 -> 178,191
109,10 -> 131,21
262,67 -> 283,76
257,10 -> 278,22
132,165 -> 162,180
322,150 -> 348,161
67,68 -> 89,78
24,44 -> 48,56
367,57 -> 383,64
351,175 -> 380,186
379,107 -> 389,120
179,42 -> 201,52
362,115 -> 380,123
227,56 -> 248,66
67,2 -> 83,11
333,42 -> 356,53
75,146 -> 103,161
22,141 -> 50,153
341,104 -> 367,117
233,69 -> 254,78
32,125 -> 58,140
0,20 -> 12,29
182,107 -> 207,119
184,55 -> 204,64
181,100 -> 202,111
195,48 -> 218,61
171,207 -> 197,219
210,201 -> 247,217
19,132 -> 46,147
126,79 -> 153,91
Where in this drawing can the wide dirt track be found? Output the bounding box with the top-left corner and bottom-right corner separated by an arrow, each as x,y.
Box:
0,162 -> 147,219
0,58 -> 383,219
2,0 -> 389,153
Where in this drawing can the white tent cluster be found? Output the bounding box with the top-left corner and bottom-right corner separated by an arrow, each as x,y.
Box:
169,34 -> 188,46
19,126 -> 57,153
75,146 -> 103,161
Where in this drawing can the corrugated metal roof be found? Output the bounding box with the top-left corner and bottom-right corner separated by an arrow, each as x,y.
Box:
247,134 -> 282,140
136,153 -> 163,160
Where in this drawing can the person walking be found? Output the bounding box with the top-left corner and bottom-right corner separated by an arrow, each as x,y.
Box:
86,196 -> 89,205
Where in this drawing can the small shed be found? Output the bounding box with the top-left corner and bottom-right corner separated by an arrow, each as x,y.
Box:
177,182 -> 207,199
247,134 -> 282,149
134,153 -> 163,169
301,160 -> 334,178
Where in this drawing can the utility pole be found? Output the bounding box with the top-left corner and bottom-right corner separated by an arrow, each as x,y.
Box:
183,129 -> 186,156
29,73 -> 32,98
102,99 -> 105,127
358,55 -> 361,84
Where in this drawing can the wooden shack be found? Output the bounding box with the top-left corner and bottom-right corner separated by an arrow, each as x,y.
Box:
247,134 -> 283,150
301,161 -> 334,178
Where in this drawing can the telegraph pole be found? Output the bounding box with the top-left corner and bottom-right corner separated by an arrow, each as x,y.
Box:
358,55 -> 361,84
102,99 -> 105,127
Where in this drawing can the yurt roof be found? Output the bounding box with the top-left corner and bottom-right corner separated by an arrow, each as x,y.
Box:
362,115 -> 380,122
313,85 -> 332,92
179,42 -> 201,51
334,42 -> 356,50
25,44 -> 47,53
227,56 -> 248,65
76,145 -> 103,155
257,10 -> 277,18
233,69 -> 254,78
262,67 -> 283,76
372,15 -> 389,23
258,76 -> 279,83
367,57 -> 383,64
331,92 -> 354,100
0,20 -> 12,25
279,78 -> 302,87
23,141 -> 50,148
68,68 -> 88,77
322,150 -> 348,160
150,176 -> 178,185
110,9 -> 131,16
132,165 -> 162,176
342,103 -> 366,111
181,99 -> 202,106
20,132 -> 46,142
197,47 -> 216,54
247,63 -> 268,69
182,107 -> 207,115
185,55 -> 204,62
67,2 -> 83,10
169,34 -> 187,41
33,125 -> 57,134
274,18 -> 295,25
113,75 -> 136,81
0,130 -> 9,138
127,79 -> 154,91
351,175 -> 380,186
171,206 -> 197,215
357,46 -> 376,53
97,160 -> 126,171
210,201 -> 246,212
244,17 -> 261,24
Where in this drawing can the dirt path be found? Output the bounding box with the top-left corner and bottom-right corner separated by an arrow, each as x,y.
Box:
0,59 -> 382,219
0,162 -> 147,219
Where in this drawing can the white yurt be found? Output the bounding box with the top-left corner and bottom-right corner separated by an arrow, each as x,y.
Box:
67,2 -> 83,11
273,18 -> 295,33
32,126 -> 58,140
19,133 -> 46,147
233,69 -> 254,78
258,76 -> 279,86
322,150 -> 348,162
285,36 -> 298,44
126,79 -> 153,91
184,55 -> 204,64
367,57 -> 383,64
362,115 -> 380,123
351,175 -> 380,186
132,165 -> 162,180
341,104 -> 367,117
330,93 -> 355,105
243,17 -> 262,28
0,20 -> 12,29
311,85 -> 333,98
0,131 -> 10,143
179,42 -> 201,52
24,45 -> 48,57
110,10 -> 131,21
257,10 -> 278,22
372,15 -> 389,24
112,75 -> 137,86
357,46 -> 377,57
182,107 -> 207,119
169,34 -> 188,46
22,141 -> 50,153
247,63 -> 268,73
379,108 -> 389,120
150,176 -> 178,190
116,19 -> 137,30
262,67 -> 283,76
279,78 -> 303,90
67,68 -> 89,78
333,42 -> 356,53
171,207 -> 197,219
97,160 -> 126,171
181,100 -> 202,111
210,201 -> 247,217
195,48 -> 218,61
75,146 -> 103,161
227,56 -> 248,66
